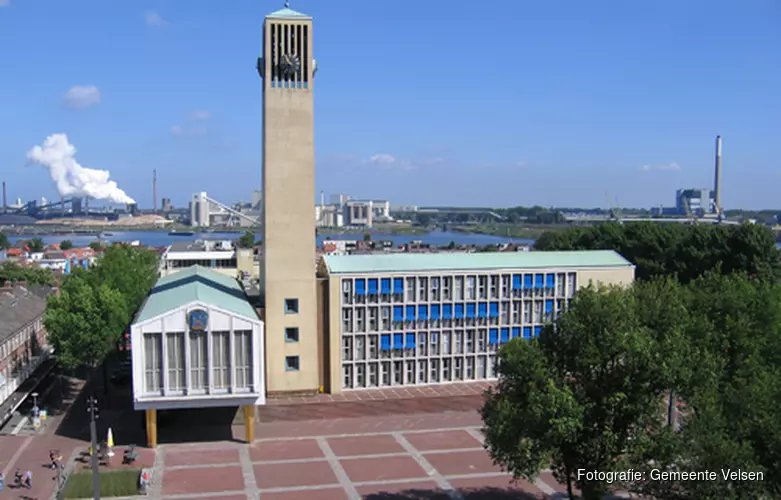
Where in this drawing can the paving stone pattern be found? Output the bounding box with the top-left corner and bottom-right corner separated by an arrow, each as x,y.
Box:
156,412 -> 576,500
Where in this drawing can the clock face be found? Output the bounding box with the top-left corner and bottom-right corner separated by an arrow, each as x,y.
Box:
278,53 -> 301,78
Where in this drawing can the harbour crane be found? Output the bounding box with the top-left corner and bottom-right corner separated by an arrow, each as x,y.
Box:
605,192 -> 623,224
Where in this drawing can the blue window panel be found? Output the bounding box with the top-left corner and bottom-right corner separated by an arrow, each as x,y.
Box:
355,279 -> 366,295
535,274 -> 544,289
406,305 -> 416,321
500,328 -> 510,343
523,274 -> 533,289
523,327 -> 532,339
381,334 -> 392,350
393,278 -> 404,294
431,332 -> 438,341
393,333 -> 404,349
454,304 -> 464,318
443,304 -> 453,319
380,278 -> 391,294
466,303 -> 476,318
430,304 -> 441,320
512,274 -> 522,289
405,332 -> 416,348
488,328 -> 499,345
418,305 -> 428,320
210,259 -> 216,268
368,279 -> 379,294
489,302 -> 499,318
511,327 -> 521,339
393,306 -> 403,322
545,300 -> 554,313
534,326 -> 542,337
477,303 -> 487,318
546,274 -> 555,289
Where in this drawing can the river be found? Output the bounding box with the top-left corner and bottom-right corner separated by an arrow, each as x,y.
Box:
7,229 -> 534,248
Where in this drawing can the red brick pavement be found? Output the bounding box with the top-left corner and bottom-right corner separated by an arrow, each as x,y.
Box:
162,465 -> 245,496
0,433 -> 81,500
156,412 -> 582,499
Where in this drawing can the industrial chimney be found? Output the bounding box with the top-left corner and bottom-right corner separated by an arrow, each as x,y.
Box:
153,170 -> 158,214
714,136 -> 722,216
2,181 -> 6,212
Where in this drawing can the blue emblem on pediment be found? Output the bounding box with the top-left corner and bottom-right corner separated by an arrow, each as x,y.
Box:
188,309 -> 208,331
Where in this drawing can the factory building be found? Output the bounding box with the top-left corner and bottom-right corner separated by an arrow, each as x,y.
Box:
129,266 -> 265,447
310,251 -> 634,393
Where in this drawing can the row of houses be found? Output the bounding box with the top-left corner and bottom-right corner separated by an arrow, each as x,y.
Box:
1,244 -> 97,274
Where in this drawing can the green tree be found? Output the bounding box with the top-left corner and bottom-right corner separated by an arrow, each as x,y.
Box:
237,231 -> 256,249
534,222 -> 780,283
44,270 -> 129,370
482,284 -> 684,500
27,237 -> 44,252
631,273 -> 781,498
0,232 -> 10,250
87,245 -> 159,319
0,261 -> 55,286
59,239 -> 74,250
88,240 -> 104,251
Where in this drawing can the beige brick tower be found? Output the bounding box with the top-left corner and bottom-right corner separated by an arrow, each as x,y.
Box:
258,3 -> 319,394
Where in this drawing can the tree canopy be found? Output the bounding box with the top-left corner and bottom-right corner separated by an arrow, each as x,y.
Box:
481,274 -> 781,499
59,239 -> 73,250
44,245 -> 159,370
0,261 -> 55,286
0,232 -> 10,250
534,222 -> 781,283
237,231 -> 256,249
27,237 -> 44,252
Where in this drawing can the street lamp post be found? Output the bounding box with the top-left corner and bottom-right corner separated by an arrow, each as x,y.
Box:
31,392 -> 39,416
86,397 -> 100,499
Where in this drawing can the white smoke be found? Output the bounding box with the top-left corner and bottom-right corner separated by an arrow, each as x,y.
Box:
27,134 -> 136,205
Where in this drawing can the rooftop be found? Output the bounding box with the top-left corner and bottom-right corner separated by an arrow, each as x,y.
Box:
322,250 -> 633,275
134,266 -> 257,324
0,285 -> 53,344
168,240 -> 235,253
267,5 -> 310,19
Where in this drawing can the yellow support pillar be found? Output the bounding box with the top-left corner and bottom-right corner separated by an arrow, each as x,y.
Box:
243,405 -> 255,443
145,409 -> 158,448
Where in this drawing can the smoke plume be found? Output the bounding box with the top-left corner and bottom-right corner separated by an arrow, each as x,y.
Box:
27,134 -> 136,205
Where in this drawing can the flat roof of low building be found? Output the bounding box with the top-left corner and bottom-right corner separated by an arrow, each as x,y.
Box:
134,265 -> 257,324
322,250 -> 633,275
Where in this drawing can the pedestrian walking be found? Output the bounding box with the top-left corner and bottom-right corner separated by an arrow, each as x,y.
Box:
24,470 -> 31,489
0,471 -> 5,491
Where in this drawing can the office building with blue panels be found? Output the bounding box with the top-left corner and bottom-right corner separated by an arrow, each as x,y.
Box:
319,250 -> 634,392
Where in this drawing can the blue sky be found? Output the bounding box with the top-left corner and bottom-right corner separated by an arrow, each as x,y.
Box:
0,0 -> 779,210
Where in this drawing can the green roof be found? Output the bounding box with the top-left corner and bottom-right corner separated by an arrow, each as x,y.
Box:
267,7 -> 310,19
323,250 -> 633,275
134,266 -> 258,324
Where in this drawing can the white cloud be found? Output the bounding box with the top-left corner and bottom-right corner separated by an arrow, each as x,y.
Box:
0,0 -> 10,8
63,85 -> 102,109
171,125 -> 206,137
144,11 -> 168,27
364,153 -> 413,170
187,110 -> 211,121
639,161 -> 681,172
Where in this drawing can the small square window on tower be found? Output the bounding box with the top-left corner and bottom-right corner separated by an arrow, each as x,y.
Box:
285,356 -> 300,371
285,327 -> 299,343
284,298 -> 299,314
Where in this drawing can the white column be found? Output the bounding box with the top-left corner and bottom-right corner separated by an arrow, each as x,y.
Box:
183,311 -> 192,393
160,321 -> 168,395
206,307 -> 214,393
229,316 -> 236,392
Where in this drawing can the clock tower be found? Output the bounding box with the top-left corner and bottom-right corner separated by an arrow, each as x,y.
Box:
258,3 -> 318,394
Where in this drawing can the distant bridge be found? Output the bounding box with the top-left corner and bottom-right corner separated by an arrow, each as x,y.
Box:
563,214 -> 740,225
418,207 -> 507,220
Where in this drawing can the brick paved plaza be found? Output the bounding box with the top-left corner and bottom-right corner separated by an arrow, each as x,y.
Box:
151,411 -> 573,500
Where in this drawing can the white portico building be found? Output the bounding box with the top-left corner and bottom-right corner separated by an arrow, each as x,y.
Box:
130,265 -> 265,447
